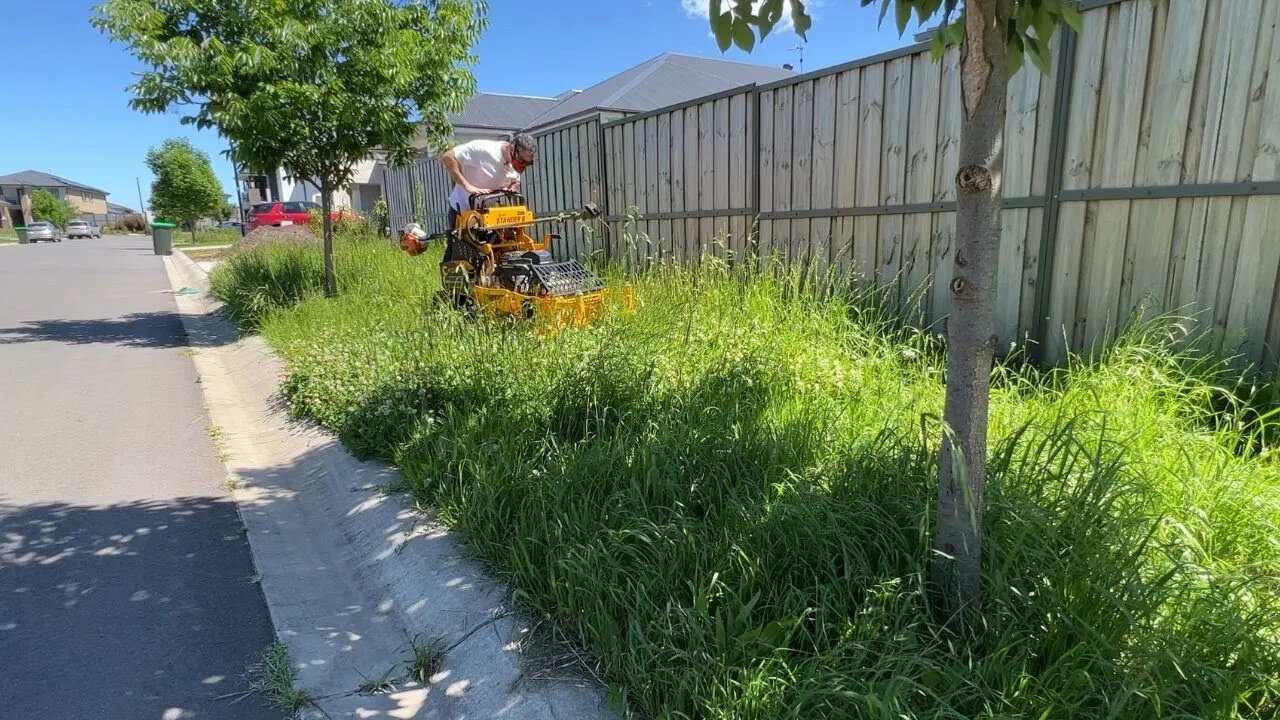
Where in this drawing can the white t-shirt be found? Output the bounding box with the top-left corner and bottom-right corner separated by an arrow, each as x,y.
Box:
447,139 -> 519,211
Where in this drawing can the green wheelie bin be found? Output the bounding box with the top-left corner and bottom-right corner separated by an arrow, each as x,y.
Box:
151,222 -> 176,255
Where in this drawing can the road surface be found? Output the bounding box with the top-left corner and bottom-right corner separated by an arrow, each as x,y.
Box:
0,235 -> 278,719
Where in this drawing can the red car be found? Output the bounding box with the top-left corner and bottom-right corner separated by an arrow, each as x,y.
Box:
247,201 -> 363,230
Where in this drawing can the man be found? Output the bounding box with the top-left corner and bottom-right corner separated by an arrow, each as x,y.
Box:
439,132 -> 537,233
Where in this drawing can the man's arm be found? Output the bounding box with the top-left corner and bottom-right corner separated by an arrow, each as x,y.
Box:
440,148 -> 484,195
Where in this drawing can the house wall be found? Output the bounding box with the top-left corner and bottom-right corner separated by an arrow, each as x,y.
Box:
65,190 -> 108,214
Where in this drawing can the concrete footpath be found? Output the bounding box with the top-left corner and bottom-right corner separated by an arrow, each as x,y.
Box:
164,249 -> 615,719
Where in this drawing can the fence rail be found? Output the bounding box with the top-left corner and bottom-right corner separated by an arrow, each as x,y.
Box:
385,0 -> 1280,369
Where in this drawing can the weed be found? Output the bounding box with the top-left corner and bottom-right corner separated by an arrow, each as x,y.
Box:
403,632 -> 446,684
246,642 -> 314,714
206,424 -> 230,463
354,664 -> 401,695
212,232 -> 1280,719
222,475 -> 244,492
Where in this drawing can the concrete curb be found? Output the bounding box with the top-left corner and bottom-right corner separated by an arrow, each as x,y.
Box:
164,250 -> 615,719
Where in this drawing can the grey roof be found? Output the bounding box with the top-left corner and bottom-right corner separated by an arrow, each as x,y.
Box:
107,202 -> 135,214
523,53 -> 794,129
448,93 -> 562,131
0,170 -> 108,195
446,53 -> 794,135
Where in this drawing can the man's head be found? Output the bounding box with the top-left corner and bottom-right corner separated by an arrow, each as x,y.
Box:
508,133 -> 536,173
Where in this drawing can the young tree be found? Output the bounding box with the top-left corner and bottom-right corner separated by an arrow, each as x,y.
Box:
145,138 -> 225,242
219,198 -> 238,222
29,189 -> 76,228
93,0 -> 486,296
709,0 -> 1081,620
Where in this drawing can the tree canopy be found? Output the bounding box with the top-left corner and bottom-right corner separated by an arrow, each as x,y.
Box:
93,0 -> 488,294
30,189 -> 76,228
145,138 -> 225,230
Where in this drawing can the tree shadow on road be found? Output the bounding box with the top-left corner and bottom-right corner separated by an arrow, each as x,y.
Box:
0,496 -> 277,719
0,310 -> 233,348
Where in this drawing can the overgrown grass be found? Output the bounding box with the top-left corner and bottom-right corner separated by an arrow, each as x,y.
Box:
212,233 -> 1280,719
178,228 -> 242,247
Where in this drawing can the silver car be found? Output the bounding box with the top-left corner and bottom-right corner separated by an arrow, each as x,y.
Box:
26,221 -> 62,242
65,220 -> 101,239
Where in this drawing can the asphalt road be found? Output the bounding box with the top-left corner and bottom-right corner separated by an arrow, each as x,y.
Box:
0,236 -> 278,719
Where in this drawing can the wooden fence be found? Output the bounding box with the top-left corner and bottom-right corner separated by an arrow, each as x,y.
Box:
384,0 -> 1280,368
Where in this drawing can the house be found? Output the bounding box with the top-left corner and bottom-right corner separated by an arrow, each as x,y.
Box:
240,53 -> 792,216
0,170 -> 111,228
106,202 -> 136,224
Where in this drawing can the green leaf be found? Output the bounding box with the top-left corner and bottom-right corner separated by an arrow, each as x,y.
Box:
711,10 -> 734,52
791,0 -> 812,40
1027,32 -> 1052,75
1062,4 -> 1084,33
1032,11 -> 1057,48
929,32 -> 947,60
1007,32 -> 1025,76
757,0 -> 783,38
916,0 -> 944,24
731,17 -> 756,52
895,1 -> 912,35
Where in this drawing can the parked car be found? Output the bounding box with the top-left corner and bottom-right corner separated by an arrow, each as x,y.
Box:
217,220 -> 244,230
25,221 -> 62,242
65,220 -> 101,239
247,201 -> 363,231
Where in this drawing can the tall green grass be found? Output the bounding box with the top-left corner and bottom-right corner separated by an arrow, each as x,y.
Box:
213,234 -> 1280,719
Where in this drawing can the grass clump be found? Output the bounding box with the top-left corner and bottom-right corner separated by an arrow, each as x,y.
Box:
246,642 -> 313,714
213,233 -> 1280,719
209,241 -> 327,329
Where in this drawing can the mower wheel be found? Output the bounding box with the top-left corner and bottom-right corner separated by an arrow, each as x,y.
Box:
455,293 -> 477,315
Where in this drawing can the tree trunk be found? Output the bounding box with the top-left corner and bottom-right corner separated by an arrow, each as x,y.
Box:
320,180 -> 337,297
931,0 -> 1011,623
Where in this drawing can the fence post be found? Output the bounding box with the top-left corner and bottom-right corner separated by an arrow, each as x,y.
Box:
749,84 -> 762,263
594,115 -> 612,263
1029,27 -> 1079,365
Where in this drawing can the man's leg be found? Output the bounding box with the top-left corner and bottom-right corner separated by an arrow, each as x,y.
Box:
443,207 -> 458,262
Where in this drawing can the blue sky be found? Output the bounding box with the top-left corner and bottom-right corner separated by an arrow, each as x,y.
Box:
0,0 -> 922,210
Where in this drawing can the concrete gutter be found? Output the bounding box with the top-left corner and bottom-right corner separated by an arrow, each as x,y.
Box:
163,250 -> 616,719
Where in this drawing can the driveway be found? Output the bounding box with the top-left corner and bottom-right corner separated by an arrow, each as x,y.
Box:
0,236 -> 278,718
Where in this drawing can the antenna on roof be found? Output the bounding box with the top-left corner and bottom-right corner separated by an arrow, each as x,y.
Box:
786,45 -> 804,73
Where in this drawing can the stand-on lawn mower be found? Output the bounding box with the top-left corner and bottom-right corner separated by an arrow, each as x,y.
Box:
400,191 -> 631,329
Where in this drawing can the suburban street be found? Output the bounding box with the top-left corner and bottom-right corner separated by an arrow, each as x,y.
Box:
0,236 -> 277,718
